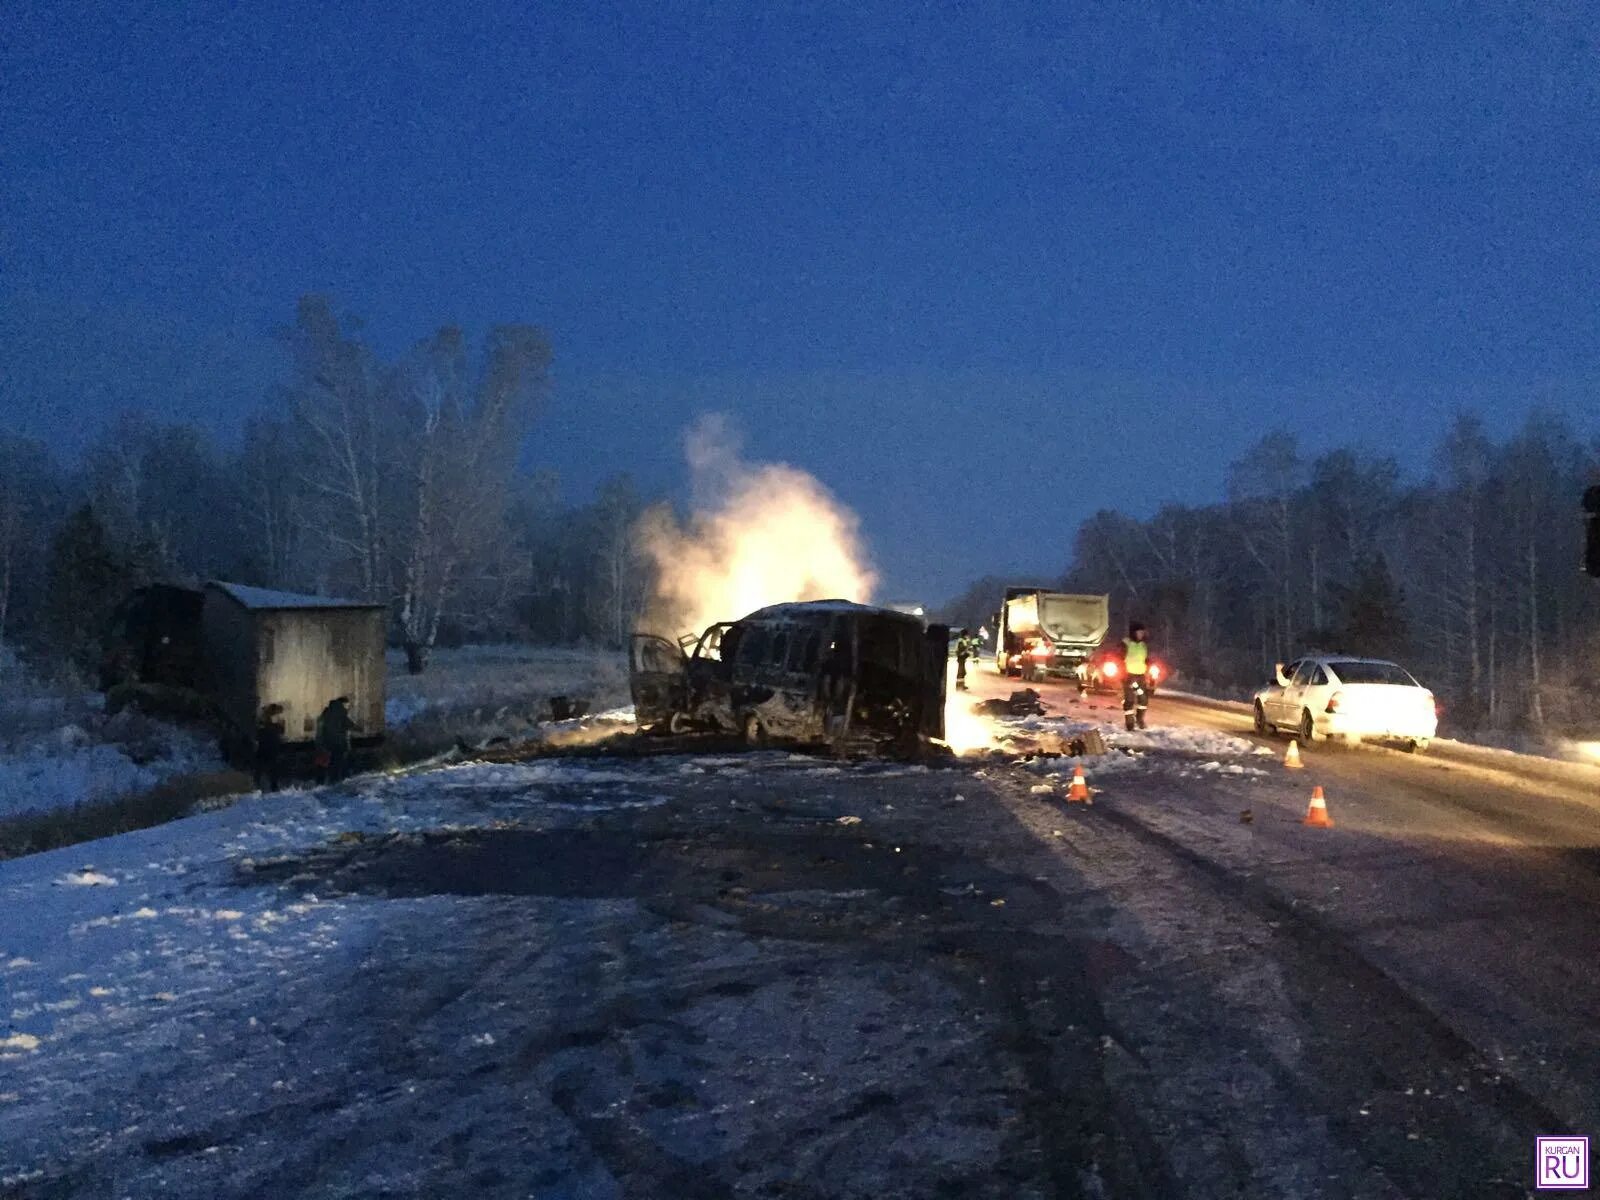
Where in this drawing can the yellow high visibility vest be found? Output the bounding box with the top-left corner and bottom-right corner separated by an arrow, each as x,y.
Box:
1123,638 -> 1149,674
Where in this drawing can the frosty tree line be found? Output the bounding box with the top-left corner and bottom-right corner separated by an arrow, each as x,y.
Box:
1,294 -> 1596,734
0,296 -> 652,679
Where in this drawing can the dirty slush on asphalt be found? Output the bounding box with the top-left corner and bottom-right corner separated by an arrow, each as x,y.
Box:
262,752 -> 1543,1199
9,747 -> 1552,1199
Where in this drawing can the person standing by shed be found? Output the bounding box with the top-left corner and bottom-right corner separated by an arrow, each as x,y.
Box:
253,703 -> 286,792
315,696 -> 353,783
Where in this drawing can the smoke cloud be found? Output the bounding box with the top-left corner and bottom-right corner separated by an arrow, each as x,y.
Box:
637,414 -> 876,638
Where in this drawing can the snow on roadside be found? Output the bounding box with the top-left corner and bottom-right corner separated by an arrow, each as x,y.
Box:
0,753 -> 690,1073
1113,723 -> 1276,758
0,645 -> 629,825
0,713 -> 223,822
0,747 -> 891,1097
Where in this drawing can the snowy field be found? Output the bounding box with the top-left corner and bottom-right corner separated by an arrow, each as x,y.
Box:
382,645 -> 631,761
0,645 -> 630,826
384,645 -> 628,728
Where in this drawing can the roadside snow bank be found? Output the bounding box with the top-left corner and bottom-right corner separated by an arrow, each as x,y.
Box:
0,710 -> 222,822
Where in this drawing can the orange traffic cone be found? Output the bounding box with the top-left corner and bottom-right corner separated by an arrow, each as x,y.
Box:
1284,739 -> 1304,770
1303,785 -> 1333,828
1067,762 -> 1092,804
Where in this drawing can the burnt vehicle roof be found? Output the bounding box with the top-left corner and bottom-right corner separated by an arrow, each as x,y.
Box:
740,600 -> 924,625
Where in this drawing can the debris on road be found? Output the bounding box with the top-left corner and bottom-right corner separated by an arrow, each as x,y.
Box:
975,688 -> 1049,717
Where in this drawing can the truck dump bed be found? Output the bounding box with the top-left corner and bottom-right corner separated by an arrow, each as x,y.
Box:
998,589 -> 1110,682
1005,592 -> 1109,648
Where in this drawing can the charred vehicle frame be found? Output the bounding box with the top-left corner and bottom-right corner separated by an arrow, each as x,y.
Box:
630,601 -> 948,751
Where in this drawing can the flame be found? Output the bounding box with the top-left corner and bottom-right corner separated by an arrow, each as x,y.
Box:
942,672 -> 1000,755
637,415 -> 876,637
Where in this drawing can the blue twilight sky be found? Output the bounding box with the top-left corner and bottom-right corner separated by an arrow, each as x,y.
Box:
3,2 -> 1598,601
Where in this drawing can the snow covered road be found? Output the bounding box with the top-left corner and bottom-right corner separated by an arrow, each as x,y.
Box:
3,688 -> 1597,1197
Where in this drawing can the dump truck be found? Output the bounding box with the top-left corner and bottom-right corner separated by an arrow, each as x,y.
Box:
995,588 -> 1110,687
101,580 -> 388,762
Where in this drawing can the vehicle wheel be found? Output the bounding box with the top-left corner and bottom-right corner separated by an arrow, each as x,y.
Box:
1253,702 -> 1271,736
742,713 -> 768,747
1299,709 -> 1316,745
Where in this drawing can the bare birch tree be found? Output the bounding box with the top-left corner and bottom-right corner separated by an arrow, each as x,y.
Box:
284,296 -> 388,600
390,324 -> 551,672
585,475 -> 649,648
1226,432 -> 1303,661
238,414 -> 306,587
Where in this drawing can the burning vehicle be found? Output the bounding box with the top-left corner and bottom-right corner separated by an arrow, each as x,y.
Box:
630,601 -> 949,751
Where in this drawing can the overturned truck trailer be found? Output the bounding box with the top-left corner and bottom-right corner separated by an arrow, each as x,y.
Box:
630,601 -> 948,751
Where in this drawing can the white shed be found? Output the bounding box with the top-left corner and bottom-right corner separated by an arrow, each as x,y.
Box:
201,582 -> 387,745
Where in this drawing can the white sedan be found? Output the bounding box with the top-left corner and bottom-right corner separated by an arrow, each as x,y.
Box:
1253,655 -> 1438,750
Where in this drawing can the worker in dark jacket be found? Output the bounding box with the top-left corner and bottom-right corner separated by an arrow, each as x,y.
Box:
954,629 -> 972,691
315,696 -> 353,783
253,703 -> 285,792
1122,622 -> 1152,732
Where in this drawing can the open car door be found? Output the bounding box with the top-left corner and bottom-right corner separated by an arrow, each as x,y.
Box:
629,634 -> 688,728
920,623 -> 949,739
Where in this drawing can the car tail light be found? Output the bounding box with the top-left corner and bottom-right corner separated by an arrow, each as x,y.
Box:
1103,661 -> 1119,679
1326,691 -> 1343,713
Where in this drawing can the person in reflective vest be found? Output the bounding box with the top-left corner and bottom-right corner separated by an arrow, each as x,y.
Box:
954,629 -> 972,691
1122,622 -> 1151,732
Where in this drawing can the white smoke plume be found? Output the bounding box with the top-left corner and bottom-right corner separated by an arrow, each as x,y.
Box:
637,414 -> 876,638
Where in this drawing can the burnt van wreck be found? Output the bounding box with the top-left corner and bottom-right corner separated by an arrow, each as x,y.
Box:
630,601 -> 948,752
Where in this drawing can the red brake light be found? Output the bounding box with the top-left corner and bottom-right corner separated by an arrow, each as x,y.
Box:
1326,691 -> 1342,713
